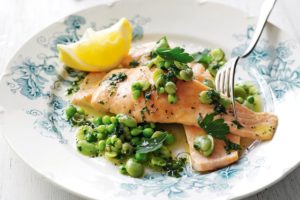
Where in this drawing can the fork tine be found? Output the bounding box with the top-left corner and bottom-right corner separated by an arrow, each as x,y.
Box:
229,58 -> 239,119
224,66 -> 231,97
215,69 -> 222,93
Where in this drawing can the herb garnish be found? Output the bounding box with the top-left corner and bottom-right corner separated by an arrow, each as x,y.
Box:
156,47 -> 194,63
192,49 -> 212,67
108,72 -> 127,86
198,113 -> 241,152
206,89 -> 227,114
65,67 -> 87,95
129,60 -> 139,68
136,132 -> 167,154
163,157 -> 187,178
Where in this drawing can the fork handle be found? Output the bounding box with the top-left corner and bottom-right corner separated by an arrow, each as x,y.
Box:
241,0 -> 277,58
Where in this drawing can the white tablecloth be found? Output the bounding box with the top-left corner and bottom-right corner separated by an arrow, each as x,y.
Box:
0,0 -> 299,199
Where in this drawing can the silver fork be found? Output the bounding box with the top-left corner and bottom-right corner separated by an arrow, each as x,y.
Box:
215,0 -> 277,119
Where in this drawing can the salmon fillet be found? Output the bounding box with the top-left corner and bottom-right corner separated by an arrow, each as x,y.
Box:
72,66 -> 277,141
184,125 -> 240,171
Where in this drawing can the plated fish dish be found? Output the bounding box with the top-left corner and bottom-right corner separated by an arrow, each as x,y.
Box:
58,18 -> 278,178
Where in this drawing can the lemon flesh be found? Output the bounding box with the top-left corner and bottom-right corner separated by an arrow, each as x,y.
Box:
57,18 -> 132,72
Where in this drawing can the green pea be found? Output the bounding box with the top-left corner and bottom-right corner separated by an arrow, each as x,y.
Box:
248,85 -> 258,95
97,140 -> 106,152
220,98 -> 231,109
119,165 -> 127,175
168,94 -> 177,104
151,157 -> 167,167
131,82 -> 142,90
65,105 -> 77,120
131,127 -> 142,136
179,68 -> 193,81
106,124 -> 116,133
110,116 -> 118,124
106,137 -> 112,145
165,134 -> 175,145
97,125 -> 106,133
85,132 -> 97,143
92,117 -> 102,126
199,91 -> 212,104
247,96 -> 255,104
158,87 -> 165,94
165,81 -> 177,94
110,135 -> 118,144
151,131 -> 165,139
96,132 -> 107,140
202,79 -> 215,89
164,60 -> 171,68
121,143 -> 133,155
113,138 -> 123,151
174,61 -> 186,70
234,85 -> 247,99
105,151 -> 118,158
193,135 -> 214,157
117,114 -> 137,128
76,125 -> 91,141
210,48 -> 225,62
125,158 -> 144,178
77,141 -> 98,157
159,146 -> 171,158
143,128 -> 154,138
132,89 -> 142,99
76,107 -> 85,115
236,97 -> 244,104
102,115 -> 111,124
131,137 -> 140,146
135,153 -> 148,163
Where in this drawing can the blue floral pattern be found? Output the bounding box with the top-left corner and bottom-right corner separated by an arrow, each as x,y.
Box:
5,15 -> 148,142
232,26 -> 300,99
118,157 -> 264,199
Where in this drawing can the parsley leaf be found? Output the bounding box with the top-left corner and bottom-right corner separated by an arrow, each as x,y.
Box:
155,47 -> 194,63
198,113 -> 229,140
192,49 -> 213,67
198,113 -> 241,151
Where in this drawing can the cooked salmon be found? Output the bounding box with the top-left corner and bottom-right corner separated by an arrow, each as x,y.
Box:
184,125 -> 240,171
72,66 -> 278,140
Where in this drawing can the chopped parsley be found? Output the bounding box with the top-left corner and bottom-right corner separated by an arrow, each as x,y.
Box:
108,72 -> 127,86
163,157 -> 187,178
129,60 -> 139,68
206,89 -> 227,114
65,67 -> 87,95
198,113 -> 241,152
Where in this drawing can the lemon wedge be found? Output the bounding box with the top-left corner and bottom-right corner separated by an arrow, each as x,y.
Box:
57,18 -> 132,72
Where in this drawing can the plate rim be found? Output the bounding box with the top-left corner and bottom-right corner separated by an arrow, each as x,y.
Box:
1,1 -> 299,200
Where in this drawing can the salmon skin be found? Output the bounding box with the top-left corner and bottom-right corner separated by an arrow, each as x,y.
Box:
72,66 -> 278,141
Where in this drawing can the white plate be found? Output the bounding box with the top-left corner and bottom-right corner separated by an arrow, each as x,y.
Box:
1,0 -> 300,199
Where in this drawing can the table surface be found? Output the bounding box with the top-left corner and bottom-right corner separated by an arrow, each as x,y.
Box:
0,0 -> 299,199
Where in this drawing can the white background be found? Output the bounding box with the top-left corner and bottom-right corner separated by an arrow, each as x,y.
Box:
0,0 -> 299,199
